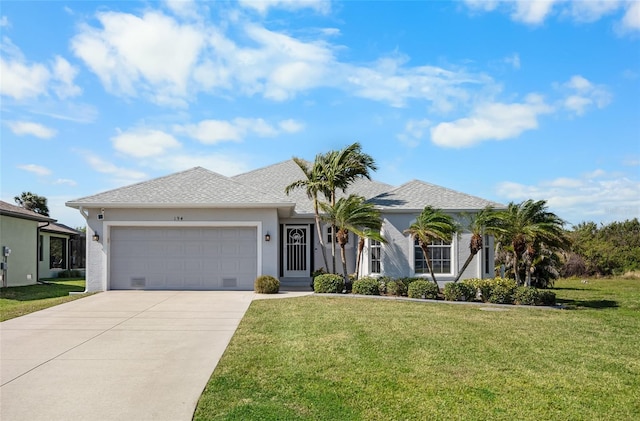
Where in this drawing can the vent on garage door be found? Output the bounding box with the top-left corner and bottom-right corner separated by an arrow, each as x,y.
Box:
222,278 -> 237,288
131,277 -> 146,288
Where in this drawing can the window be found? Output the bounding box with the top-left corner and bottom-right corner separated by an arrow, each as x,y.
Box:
414,239 -> 451,274
50,237 -> 66,269
370,239 -> 382,274
39,235 -> 44,262
326,226 -> 347,245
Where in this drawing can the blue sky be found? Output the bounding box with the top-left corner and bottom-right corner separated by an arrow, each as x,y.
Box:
2,0 -> 639,229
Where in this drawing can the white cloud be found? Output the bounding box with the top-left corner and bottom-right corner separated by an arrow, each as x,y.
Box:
51,56 -> 82,98
238,0 -> 330,14
71,11 -> 205,105
496,169 -> 640,224
146,153 -> 251,176
279,119 -> 304,133
511,0 -> 557,24
396,119 -> 431,147
175,120 -> 243,144
0,37 -> 81,101
560,75 -> 612,115
174,117 -> 297,144
621,0 -> 640,31
54,178 -> 78,186
79,151 -> 147,181
504,53 -> 521,69
430,94 -> 553,148
7,121 -> 57,138
17,164 -> 52,176
0,16 -> 10,27
111,128 -> 181,157
463,0 -> 639,33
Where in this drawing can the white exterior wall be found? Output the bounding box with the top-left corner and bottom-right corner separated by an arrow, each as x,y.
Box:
83,207 -> 278,292
360,212 -> 493,283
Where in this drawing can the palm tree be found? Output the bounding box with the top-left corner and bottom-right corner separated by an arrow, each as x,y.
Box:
404,206 -> 457,286
285,157 -> 331,271
319,195 -> 384,280
492,199 -> 568,286
320,143 -> 377,272
354,227 -> 384,279
14,191 -> 49,216
453,206 -> 499,283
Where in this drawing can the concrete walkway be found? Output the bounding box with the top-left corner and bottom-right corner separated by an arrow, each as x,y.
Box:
0,290 -> 309,421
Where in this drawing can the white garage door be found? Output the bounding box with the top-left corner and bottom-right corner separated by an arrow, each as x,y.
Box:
110,227 -> 257,290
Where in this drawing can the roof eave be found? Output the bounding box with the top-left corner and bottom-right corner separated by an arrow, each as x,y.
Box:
65,202 -> 296,210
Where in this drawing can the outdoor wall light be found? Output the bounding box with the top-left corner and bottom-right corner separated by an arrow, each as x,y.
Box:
265,232 -> 271,242
92,233 -> 100,242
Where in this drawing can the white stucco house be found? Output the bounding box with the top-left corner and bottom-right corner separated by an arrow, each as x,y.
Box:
66,160 -> 502,292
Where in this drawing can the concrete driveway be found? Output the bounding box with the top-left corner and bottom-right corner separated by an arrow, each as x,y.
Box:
0,291 -> 256,421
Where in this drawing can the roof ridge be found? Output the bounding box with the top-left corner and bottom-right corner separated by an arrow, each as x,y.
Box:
68,167 -> 209,203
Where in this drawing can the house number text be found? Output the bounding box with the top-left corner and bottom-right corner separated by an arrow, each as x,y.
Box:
173,216 -> 184,221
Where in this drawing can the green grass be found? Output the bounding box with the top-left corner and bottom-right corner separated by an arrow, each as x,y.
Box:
194,278 -> 640,420
0,279 -> 89,322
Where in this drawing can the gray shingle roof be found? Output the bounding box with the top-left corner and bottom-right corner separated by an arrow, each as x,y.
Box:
368,180 -> 504,211
0,200 -> 55,222
231,159 -> 393,214
41,222 -> 82,235
67,167 -> 293,208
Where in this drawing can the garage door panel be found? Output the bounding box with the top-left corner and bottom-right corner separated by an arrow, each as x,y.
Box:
110,227 -> 257,290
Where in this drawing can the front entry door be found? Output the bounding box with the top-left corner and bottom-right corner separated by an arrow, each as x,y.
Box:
283,225 -> 310,277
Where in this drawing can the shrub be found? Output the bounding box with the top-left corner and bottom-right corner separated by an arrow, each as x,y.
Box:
514,286 -> 540,305
386,280 -> 407,296
399,277 -> 423,289
352,277 -> 381,295
313,274 -> 345,293
488,285 -> 515,304
538,290 -> 556,306
254,275 -> 280,294
57,269 -> 82,278
310,268 -> 327,290
407,280 -> 439,299
443,282 -> 476,301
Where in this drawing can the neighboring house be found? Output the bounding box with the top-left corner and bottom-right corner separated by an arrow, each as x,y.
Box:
0,201 -> 54,287
39,223 -> 85,279
67,160 -> 503,292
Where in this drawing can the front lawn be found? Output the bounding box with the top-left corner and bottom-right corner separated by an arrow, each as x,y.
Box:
194,278 -> 640,420
0,279 -> 88,322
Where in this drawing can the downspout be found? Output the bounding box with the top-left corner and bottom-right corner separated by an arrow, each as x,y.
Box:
36,221 -> 50,284
78,207 -> 89,293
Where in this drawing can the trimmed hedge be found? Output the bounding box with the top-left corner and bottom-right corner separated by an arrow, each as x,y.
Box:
407,280 -> 439,299
443,282 -> 476,301
352,277 -> 381,295
254,275 -> 280,294
386,280 -> 407,297
314,274 -> 345,293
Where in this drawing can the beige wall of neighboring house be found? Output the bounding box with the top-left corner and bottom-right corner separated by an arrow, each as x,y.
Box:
0,214 -> 39,287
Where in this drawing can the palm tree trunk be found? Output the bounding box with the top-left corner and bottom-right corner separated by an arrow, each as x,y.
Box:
340,244 -> 349,280
313,199 -> 329,271
331,191 -> 337,273
421,244 -> 438,286
453,251 -> 478,283
513,251 -> 521,285
355,237 -> 365,280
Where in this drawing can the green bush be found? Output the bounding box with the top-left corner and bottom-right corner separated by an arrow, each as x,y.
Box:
538,290 -> 556,306
254,275 -> 280,294
407,280 -> 439,299
443,282 -> 476,301
352,277 -> 381,295
488,285 -> 515,304
57,269 -> 82,278
514,286 -> 540,305
314,274 -> 345,293
385,280 -> 407,296
462,278 -> 492,302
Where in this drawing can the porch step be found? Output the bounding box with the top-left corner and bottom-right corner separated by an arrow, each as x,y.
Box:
279,277 -> 313,291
